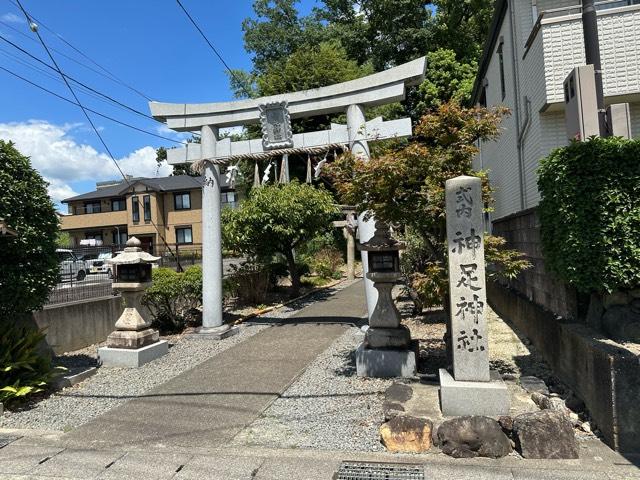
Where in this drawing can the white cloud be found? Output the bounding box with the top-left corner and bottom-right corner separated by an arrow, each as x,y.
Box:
0,120 -> 172,204
1,13 -> 23,24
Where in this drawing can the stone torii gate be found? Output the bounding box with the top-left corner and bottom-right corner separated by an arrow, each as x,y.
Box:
149,56 -> 426,337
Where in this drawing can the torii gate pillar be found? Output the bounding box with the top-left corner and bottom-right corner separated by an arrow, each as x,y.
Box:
346,104 -> 377,316
196,125 -> 236,338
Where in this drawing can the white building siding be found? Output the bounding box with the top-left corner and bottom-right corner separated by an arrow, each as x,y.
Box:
541,8 -> 640,104
474,3 -> 522,221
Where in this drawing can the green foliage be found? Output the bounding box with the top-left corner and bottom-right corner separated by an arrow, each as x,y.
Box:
141,266 -> 203,333
257,41 -> 371,96
225,262 -> 271,305
0,141 -> 59,321
319,0 -> 432,70
538,137 -> 640,293
431,0 -> 495,63
0,324 -> 60,406
56,231 -> 72,248
307,247 -> 344,279
416,49 -> 477,114
328,102 -> 529,309
222,181 -> 339,295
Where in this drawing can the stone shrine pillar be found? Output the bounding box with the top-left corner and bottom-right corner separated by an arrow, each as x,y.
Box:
197,125 -> 237,339
439,176 -> 510,415
347,103 -> 378,318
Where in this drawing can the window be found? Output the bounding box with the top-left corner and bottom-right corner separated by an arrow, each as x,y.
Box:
112,231 -> 128,245
132,196 -> 140,222
221,191 -> 237,208
143,195 -> 151,222
176,227 -> 193,244
84,201 -> 101,214
174,192 -> 191,210
497,39 -> 506,101
111,198 -> 126,211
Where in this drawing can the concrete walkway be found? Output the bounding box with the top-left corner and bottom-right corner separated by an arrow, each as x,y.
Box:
59,281 -> 367,452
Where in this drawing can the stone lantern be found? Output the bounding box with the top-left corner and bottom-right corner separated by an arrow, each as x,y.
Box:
356,222 -> 416,378
97,237 -> 168,367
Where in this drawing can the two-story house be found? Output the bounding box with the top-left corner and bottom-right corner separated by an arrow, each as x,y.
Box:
60,175 -> 238,252
473,0 -> 640,221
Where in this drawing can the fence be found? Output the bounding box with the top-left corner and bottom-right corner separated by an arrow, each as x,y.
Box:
154,243 -> 203,271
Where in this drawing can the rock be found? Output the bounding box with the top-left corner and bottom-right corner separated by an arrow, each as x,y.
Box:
603,291 -> 631,309
580,421 -> 592,434
380,416 -> 432,453
586,293 -> 604,330
569,412 -> 581,427
531,392 -> 570,415
564,393 -> 585,413
382,401 -> 405,421
437,416 -> 512,459
498,415 -> 513,434
385,383 -> 413,404
631,299 -> 640,314
513,410 -> 578,459
520,376 -> 549,395
602,305 -> 640,343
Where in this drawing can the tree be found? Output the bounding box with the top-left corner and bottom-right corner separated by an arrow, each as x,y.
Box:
415,48 -> 477,114
319,0 -> 433,70
327,102 -> 529,310
222,181 -> 338,296
0,141 -> 59,321
242,0 -> 326,74
430,0 -> 495,63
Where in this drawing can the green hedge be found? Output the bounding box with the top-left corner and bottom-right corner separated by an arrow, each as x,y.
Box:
538,137 -> 640,293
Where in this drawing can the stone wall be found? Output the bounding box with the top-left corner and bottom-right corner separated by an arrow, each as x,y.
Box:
32,296 -> 123,354
491,207 -> 579,320
488,280 -> 640,453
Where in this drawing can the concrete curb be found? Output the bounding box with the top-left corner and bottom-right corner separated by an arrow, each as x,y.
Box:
53,367 -> 98,390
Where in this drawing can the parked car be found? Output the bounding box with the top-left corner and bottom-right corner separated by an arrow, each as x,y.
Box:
56,248 -> 88,281
86,251 -> 115,278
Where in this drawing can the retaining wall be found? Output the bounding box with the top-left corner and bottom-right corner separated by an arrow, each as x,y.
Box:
32,295 -> 123,354
489,207 -> 640,453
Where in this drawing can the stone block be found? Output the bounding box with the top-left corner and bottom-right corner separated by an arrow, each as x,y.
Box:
512,410 -> 578,459
98,340 -> 168,368
107,327 -> 158,349
380,415 -> 432,453
439,368 -> 510,416
364,325 -> 411,349
189,325 -> 239,340
437,416 -> 512,458
356,344 -> 416,378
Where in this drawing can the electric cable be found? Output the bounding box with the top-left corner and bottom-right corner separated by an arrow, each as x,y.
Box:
175,0 -> 253,98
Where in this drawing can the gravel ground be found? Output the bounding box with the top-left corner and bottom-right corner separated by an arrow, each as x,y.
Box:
1,279 -> 360,432
231,326 -> 392,452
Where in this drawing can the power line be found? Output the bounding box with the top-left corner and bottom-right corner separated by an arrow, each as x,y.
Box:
0,33 -> 156,122
0,18 -> 151,100
0,64 -> 185,144
175,0 -> 253,98
12,0 -> 180,263
7,0 -> 152,101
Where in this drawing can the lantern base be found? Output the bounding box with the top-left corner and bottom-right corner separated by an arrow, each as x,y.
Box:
355,343 -> 416,378
98,340 -> 168,368
439,368 -> 511,416
190,324 -> 239,340
106,328 -> 159,349
364,326 -> 411,349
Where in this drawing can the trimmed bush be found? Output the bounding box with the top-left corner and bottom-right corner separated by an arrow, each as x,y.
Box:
141,266 -> 203,332
538,137 -> 640,293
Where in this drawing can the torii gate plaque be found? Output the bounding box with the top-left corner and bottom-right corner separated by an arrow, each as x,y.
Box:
149,56 -> 426,338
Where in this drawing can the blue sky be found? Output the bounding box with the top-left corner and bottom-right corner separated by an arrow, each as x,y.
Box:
0,0 -> 316,209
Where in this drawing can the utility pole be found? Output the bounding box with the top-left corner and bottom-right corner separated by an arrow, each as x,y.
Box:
582,0 -> 610,136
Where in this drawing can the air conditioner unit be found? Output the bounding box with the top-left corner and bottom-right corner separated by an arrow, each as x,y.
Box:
563,65 -> 599,141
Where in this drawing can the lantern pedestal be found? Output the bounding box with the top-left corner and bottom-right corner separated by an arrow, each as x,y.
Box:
191,324 -> 239,340
356,223 -> 416,378
98,237 -> 167,368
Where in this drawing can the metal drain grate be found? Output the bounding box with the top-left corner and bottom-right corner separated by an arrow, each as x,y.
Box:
0,436 -> 20,449
334,461 -> 424,480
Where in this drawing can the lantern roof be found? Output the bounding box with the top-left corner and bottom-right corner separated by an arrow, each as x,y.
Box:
107,237 -> 160,265
359,222 -> 405,252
